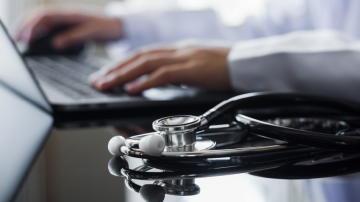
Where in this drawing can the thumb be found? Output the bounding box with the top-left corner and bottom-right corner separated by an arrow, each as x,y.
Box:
52,23 -> 96,49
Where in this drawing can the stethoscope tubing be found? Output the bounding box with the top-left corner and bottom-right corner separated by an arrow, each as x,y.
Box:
200,92 -> 360,151
236,114 -> 360,151
122,131 -> 306,160
121,144 -> 288,160
120,149 -> 334,180
122,132 -> 327,160
200,92 -> 360,130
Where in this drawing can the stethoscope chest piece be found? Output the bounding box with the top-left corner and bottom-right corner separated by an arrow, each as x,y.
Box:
152,115 -> 216,152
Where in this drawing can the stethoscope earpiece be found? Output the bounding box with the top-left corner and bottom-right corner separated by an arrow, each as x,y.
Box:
139,134 -> 165,156
108,136 -> 125,156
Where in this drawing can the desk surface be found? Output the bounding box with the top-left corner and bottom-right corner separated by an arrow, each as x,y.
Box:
12,45 -> 360,202
14,112 -> 360,202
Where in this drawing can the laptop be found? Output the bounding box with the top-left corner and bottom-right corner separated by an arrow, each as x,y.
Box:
0,20 -> 233,113
0,81 -> 53,202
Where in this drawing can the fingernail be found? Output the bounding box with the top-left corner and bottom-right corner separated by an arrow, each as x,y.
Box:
88,73 -> 101,84
93,79 -> 107,91
94,73 -> 116,90
88,67 -> 112,84
103,73 -> 116,82
126,83 -> 139,94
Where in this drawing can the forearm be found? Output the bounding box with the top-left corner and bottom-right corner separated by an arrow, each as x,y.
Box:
227,30 -> 360,102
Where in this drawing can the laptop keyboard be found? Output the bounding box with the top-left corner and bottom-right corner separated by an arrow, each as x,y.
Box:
25,56 -> 115,99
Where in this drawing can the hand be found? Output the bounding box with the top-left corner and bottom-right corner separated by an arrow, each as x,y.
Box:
15,7 -> 122,49
91,46 -> 232,94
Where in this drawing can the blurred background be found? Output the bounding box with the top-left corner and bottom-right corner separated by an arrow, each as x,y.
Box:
0,0 -> 267,32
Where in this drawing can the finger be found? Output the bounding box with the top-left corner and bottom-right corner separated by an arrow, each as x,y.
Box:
125,63 -> 190,94
93,53 -> 184,91
52,22 -> 98,49
16,11 -> 88,42
88,49 -> 175,83
93,55 -> 183,91
105,48 -> 177,74
16,16 -> 52,42
88,49 -> 176,83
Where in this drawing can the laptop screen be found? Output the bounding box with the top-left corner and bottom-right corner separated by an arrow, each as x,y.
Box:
0,20 -> 52,113
0,84 -> 53,202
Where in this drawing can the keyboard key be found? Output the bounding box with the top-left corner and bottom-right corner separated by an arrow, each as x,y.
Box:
25,56 -> 114,99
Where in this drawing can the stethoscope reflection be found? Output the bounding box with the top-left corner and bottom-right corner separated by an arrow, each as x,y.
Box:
108,148 -> 360,202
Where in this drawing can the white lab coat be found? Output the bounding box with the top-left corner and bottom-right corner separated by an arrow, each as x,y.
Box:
107,0 -> 360,102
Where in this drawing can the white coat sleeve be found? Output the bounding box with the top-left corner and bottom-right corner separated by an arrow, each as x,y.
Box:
227,30 -> 360,102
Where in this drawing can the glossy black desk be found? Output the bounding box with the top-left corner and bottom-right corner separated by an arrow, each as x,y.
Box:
14,112 -> 360,202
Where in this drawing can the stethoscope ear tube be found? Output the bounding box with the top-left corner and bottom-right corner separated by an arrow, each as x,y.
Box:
200,92 -> 360,130
236,114 -> 360,151
198,92 -> 360,151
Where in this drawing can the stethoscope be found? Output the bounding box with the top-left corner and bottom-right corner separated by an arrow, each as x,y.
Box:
108,151 -> 360,200
108,92 -> 360,161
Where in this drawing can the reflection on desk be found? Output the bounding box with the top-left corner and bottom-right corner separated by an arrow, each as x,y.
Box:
17,115 -> 360,202
108,134 -> 360,202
